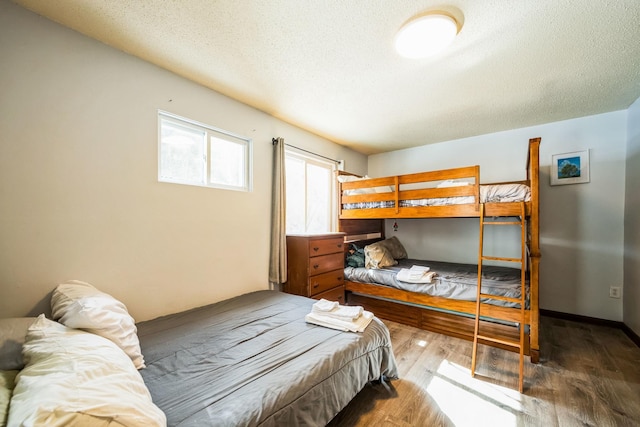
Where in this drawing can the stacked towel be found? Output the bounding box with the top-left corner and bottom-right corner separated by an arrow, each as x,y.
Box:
408,265 -> 430,279
306,299 -> 373,332
312,298 -> 338,312
397,265 -> 436,283
312,299 -> 363,320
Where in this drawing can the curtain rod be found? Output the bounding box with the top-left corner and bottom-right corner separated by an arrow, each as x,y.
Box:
272,138 -> 342,165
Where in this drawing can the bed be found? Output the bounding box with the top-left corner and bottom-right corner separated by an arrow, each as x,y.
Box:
337,137 -> 541,363
137,290 -> 398,426
344,258 -> 528,308
1,283 -> 398,427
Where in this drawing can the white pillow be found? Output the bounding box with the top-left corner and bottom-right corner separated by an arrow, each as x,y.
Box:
374,185 -> 395,194
338,175 -> 394,196
51,280 -> 145,369
437,179 -> 472,188
7,315 -> 165,427
337,174 -> 369,183
0,318 -> 36,371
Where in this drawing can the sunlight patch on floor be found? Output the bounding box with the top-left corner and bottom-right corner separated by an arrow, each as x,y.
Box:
425,360 -> 523,426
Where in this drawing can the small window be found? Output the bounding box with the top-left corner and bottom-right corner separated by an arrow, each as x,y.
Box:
158,111 -> 252,191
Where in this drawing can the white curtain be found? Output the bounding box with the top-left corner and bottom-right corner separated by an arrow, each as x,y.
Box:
269,137 -> 287,289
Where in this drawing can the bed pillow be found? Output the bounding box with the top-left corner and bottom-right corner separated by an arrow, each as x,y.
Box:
364,242 -> 397,269
437,179 -> 472,188
338,175 -> 375,196
338,175 -> 395,196
337,174 -> 367,183
51,280 -> 145,369
7,315 -> 165,427
0,317 -> 36,371
380,236 -> 408,260
0,370 -> 18,427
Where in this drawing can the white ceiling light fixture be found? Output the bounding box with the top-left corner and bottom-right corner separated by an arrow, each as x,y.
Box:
395,12 -> 461,59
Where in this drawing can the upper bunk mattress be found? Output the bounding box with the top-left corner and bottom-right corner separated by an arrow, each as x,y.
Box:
136,290 -> 398,427
342,183 -> 530,210
344,258 -> 528,308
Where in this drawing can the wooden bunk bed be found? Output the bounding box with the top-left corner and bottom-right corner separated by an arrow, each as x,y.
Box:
337,137 -> 541,363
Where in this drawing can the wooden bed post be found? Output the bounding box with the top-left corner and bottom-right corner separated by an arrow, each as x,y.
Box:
527,137 -> 541,363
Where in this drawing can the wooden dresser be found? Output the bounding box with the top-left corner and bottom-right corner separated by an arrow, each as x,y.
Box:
285,233 -> 346,303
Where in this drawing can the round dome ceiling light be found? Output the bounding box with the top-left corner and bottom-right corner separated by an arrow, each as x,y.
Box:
394,12 -> 460,59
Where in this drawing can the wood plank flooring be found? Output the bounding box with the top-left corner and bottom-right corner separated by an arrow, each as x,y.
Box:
328,316 -> 640,427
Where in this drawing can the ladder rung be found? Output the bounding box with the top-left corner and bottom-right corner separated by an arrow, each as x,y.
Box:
481,255 -> 522,263
483,221 -> 522,226
476,334 -> 522,348
479,293 -> 522,304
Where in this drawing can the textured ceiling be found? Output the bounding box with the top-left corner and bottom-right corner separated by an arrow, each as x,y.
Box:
11,0 -> 640,154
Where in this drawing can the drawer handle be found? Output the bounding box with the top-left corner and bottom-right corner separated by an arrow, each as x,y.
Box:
337,243 -> 343,248
337,276 -> 343,280
313,264 -> 319,269
312,283 -> 319,289
312,247 -> 319,252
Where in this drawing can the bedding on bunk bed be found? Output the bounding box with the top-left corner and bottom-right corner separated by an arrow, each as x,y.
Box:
345,242 -> 528,309
1,284 -> 398,427
341,181 -> 530,210
345,258 -> 529,309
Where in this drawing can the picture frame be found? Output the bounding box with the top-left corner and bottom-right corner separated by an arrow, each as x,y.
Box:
550,149 -> 590,186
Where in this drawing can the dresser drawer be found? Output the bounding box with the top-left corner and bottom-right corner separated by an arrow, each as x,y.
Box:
308,252 -> 344,275
312,285 -> 345,305
309,269 -> 344,296
309,237 -> 344,257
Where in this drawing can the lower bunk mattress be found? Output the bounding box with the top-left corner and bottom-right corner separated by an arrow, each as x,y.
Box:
344,259 -> 529,309
136,290 -> 399,427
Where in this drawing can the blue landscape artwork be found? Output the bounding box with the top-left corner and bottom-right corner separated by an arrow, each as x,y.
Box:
557,156 -> 581,179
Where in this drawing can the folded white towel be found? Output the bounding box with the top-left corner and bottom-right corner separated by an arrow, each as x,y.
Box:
313,304 -> 363,321
397,268 -> 436,283
305,311 -> 374,333
312,298 -> 339,312
409,265 -> 430,273
312,300 -> 364,320
405,265 -> 430,280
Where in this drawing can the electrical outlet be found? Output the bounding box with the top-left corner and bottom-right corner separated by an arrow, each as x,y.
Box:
609,286 -> 621,299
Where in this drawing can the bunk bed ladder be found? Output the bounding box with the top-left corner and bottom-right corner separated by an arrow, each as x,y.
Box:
471,202 -> 527,393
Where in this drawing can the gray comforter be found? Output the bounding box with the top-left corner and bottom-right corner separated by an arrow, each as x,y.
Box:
137,290 -> 398,427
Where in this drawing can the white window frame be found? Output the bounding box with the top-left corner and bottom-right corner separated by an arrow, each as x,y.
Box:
285,148 -> 337,234
158,111 -> 252,192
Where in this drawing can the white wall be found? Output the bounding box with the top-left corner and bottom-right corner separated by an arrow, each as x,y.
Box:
624,97 -> 640,335
0,1 -> 367,321
368,112 -> 627,321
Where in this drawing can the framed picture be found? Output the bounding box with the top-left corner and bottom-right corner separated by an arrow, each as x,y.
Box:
550,150 -> 590,186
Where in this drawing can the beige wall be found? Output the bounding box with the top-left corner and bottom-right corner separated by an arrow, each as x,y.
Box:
0,1 -> 366,321
368,112 -> 627,322
624,97 -> 640,336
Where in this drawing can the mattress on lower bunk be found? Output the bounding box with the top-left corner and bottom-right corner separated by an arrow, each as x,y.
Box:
342,183 -> 530,210
344,258 -> 529,308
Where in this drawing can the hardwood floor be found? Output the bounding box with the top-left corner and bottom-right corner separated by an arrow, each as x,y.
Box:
328,316 -> 640,426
